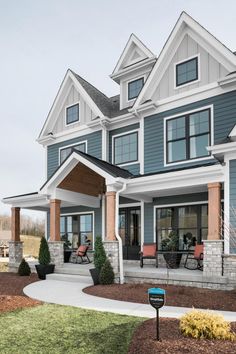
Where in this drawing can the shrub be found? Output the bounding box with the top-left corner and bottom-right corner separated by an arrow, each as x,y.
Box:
38,237 -> 51,265
99,259 -> 115,285
94,236 -> 106,271
180,310 -> 236,341
18,258 -> 31,276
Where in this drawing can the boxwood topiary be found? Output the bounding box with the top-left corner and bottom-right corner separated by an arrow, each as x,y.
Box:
99,259 -> 115,285
94,236 -> 106,271
38,237 -> 51,265
18,258 -> 31,276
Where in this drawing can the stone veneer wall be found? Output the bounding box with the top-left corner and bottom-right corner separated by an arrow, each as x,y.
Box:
8,241 -> 23,265
103,241 -> 119,275
223,254 -> 236,278
48,241 -> 64,267
203,240 -> 223,277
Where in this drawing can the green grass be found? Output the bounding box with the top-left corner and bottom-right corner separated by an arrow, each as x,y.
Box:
0,304 -> 144,354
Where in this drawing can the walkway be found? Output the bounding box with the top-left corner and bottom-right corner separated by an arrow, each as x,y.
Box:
23,279 -> 236,322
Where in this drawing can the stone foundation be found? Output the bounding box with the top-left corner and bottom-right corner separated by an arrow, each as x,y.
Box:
223,254 -> 236,278
8,241 -> 23,266
203,240 -> 223,277
103,240 -> 119,274
48,241 -> 64,267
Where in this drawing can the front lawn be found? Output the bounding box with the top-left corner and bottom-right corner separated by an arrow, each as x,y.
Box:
0,304 -> 143,354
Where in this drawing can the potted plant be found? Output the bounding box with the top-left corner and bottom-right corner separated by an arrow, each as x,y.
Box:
35,237 -> 55,280
161,231 -> 182,269
89,236 -> 106,285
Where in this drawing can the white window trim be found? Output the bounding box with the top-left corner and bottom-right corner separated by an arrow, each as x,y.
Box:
127,76 -> 145,102
60,211 -> 95,251
153,201 -> 208,243
174,54 -> 200,90
59,140 -> 87,164
112,129 -> 140,167
65,102 -> 80,127
163,104 -> 214,167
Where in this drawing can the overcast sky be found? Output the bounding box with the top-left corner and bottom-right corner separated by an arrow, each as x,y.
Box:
0,0 -> 236,219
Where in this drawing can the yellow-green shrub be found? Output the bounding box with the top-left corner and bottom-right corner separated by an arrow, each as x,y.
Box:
180,310 -> 235,341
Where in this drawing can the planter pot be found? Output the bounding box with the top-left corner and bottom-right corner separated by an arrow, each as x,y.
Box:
35,264 -> 55,280
89,268 -> 100,285
163,253 -> 182,269
64,249 -> 72,263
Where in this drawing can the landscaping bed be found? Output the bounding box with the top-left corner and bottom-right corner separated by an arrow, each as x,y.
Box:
84,283 -> 236,311
128,318 -> 236,354
0,272 -> 40,312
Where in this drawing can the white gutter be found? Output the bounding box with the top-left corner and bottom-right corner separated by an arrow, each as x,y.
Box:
115,182 -> 127,284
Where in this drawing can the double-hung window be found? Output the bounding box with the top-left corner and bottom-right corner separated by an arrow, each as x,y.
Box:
66,103 -> 79,125
113,131 -> 138,165
60,142 -> 86,164
128,78 -> 144,100
176,57 -> 198,87
166,108 -> 210,164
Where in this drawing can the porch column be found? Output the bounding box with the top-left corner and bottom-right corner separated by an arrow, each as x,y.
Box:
9,207 -> 23,268
105,191 -> 116,241
49,199 -> 61,241
104,191 -> 119,276
203,183 -> 223,277
208,182 -> 221,240
48,199 -> 63,267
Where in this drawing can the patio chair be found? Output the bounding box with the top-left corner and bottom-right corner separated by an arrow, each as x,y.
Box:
73,245 -> 91,264
184,244 -> 203,271
140,243 -> 158,268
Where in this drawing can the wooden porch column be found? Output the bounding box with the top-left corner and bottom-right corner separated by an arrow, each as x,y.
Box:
106,191 -> 116,241
50,199 -> 61,241
208,183 -> 221,240
11,207 -> 20,241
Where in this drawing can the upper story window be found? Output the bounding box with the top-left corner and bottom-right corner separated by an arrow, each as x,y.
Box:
113,131 -> 138,165
60,142 -> 86,164
66,103 -> 79,125
166,108 -> 210,164
176,57 -> 198,87
128,78 -> 144,100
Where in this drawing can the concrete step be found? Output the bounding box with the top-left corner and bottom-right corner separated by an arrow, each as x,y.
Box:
46,273 -> 93,284
55,264 -> 93,276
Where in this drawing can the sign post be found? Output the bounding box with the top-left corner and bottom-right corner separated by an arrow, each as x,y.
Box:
148,288 -> 165,341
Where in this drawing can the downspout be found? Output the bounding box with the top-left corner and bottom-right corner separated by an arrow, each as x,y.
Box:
115,182 -> 127,284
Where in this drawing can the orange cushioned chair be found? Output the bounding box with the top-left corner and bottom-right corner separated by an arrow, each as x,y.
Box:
140,243 -> 158,268
75,245 -> 91,264
184,244 -> 203,271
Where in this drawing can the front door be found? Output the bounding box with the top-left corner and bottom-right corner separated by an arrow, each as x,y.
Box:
119,207 -> 141,260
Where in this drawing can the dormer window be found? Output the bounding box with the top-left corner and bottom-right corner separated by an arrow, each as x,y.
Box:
128,77 -> 144,100
66,103 -> 79,125
176,56 -> 198,87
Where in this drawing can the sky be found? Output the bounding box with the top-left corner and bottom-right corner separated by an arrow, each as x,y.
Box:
0,0 -> 236,219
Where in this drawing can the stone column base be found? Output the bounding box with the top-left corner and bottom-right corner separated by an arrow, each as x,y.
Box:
203,240 -> 223,277
8,241 -> 23,266
223,254 -> 236,278
48,241 -> 64,267
103,241 -> 119,275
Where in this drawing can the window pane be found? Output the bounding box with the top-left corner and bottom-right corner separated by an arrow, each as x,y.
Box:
189,110 -> 209,136
66,104 -> 79,124
167,117 -> 185,140
179,229 -> 198,250
201,205 -> 208,228
178,206 -> 198,228
190,134 -> 209,158
79,214 -> 93,249
157,208 -> 173,229
176,58 -> 197,86
114,132 -> 138,164
74,143 -> 86,153
128,78 -> 144,100
168,139 -> 186,162
60,143 -> 86,164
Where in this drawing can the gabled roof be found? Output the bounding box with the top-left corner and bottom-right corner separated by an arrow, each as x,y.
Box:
133,11 -> 236,108
111,33 -> 156,78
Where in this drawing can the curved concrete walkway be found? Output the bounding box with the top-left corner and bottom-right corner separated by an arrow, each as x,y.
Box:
24,280 -> 236,321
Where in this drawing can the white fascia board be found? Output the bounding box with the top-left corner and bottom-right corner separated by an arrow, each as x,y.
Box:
110,57 -> 156,82
111,33 -> 155,76
207,141 -> 236,156
2,193 -> 49,208
125,164 -> 224,195
54,188 -> 100,208
133,12 -> 236,109
229,124 -> 236,141
41,152 -> 118,194
218,74 -> 236,87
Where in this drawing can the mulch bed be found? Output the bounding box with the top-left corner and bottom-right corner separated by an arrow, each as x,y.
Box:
84,283 -> 236,311
0,273 -> 41,313
128,318 -> 236,354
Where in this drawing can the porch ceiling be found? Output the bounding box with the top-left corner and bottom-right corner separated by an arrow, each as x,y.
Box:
58,162 -> 106,197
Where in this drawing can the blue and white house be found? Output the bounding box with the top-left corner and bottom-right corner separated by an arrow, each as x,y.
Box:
4,12 -> 236,286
